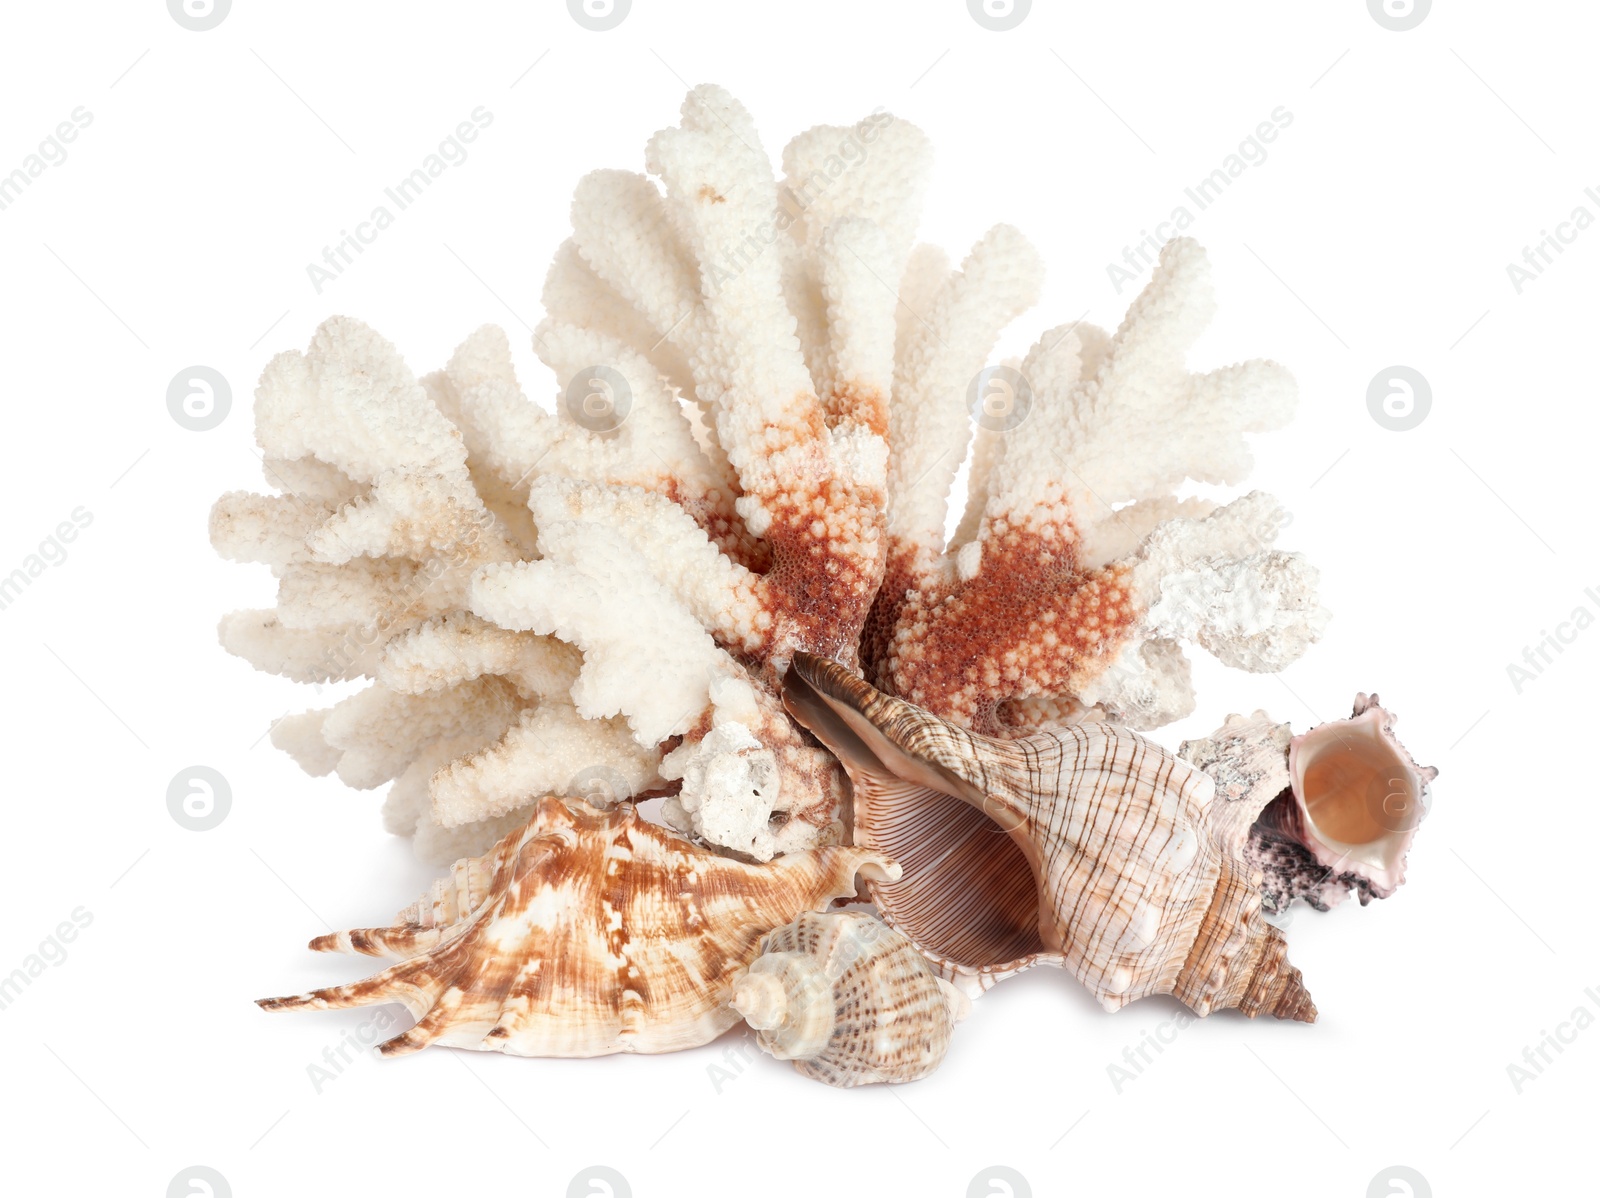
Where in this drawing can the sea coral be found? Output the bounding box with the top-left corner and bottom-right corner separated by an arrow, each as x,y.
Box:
213,85 -> 1325,864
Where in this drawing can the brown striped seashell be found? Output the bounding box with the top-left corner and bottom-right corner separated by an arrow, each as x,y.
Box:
257,797 -> 900,1056
782,653 -> 1316,1021
1246,694 -> 1437,911
730,910 -> 970,1087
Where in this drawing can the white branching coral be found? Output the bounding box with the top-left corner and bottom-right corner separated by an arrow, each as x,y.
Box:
213,85 -> 1326,864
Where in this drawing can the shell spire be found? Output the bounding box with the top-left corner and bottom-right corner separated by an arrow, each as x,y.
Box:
1170,855 -> 1316,1022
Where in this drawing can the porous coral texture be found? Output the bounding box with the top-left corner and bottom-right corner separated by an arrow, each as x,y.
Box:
213,85 -> 1325,864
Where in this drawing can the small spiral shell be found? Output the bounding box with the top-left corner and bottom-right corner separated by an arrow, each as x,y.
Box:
730,910 -> 969,1087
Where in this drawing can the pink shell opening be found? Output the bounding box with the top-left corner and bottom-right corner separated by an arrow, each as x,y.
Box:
1286,694 -> 1436,899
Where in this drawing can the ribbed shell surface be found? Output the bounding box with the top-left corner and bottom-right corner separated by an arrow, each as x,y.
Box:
259,797 -> 899,1056
858,711 -> 1221,1008
786,653 -> 1315,1021
745,911 -> 959,1086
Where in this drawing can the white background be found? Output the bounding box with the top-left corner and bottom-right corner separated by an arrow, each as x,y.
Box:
2,1 -> 1593,1195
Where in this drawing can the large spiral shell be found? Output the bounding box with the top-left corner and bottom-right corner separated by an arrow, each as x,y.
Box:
784,653 -> 1317,1020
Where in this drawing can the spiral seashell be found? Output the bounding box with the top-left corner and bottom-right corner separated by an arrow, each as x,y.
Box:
783,652 -> 1317,1020
730,910 -> 969,1087
257,797 -> 900,1057
1247,694 -> 1437,910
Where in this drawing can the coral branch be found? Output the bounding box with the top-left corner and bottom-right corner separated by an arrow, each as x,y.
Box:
875,239 -> 1323,734
215,89 -> 1322,864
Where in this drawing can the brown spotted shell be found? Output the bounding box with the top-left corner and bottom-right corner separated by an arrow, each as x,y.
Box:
257,797 -> 900,1056
730,910 -> 969,1087
783,653 -> 1315,1021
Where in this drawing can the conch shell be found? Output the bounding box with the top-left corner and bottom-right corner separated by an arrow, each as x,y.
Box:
257,797 -> 899,1056
783,653 -> 1315,1021
731,910 -> 969,1087
1247,694 -> 1437,910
